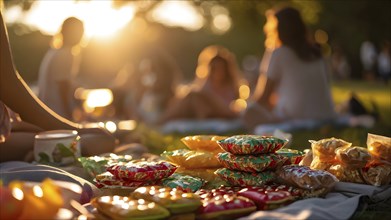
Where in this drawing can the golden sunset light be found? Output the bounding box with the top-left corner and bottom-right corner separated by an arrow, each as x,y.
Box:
4,0 -> 135,39
149,0 -> 204,31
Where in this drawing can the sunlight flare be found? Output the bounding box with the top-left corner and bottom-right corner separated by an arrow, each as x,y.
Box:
5,1 -> 135,39
149,1 -> 204,31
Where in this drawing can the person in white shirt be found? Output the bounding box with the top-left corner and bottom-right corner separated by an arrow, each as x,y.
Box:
38,17 -> 84,119
243,7 -> 335,131
360,40 -> 377,78
377,40 -> 391,84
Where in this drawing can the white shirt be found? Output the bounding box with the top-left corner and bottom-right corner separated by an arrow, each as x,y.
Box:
267,46 -> 335,120
38,47 -> 79,118
378,51 -> 391,75
360,41 -> 377,70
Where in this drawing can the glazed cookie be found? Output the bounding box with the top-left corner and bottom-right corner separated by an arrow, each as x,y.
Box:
131,186 -> 202,215
91,196 -> 170,220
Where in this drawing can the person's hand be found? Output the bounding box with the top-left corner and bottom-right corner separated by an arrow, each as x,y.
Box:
77,126 -> 118,156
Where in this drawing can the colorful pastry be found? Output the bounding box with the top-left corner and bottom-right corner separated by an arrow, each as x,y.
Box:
196,187 -> 239,199
230,183 -> 326,200
309,138 -> 351,162
215,168 -> 275,187
181,135 -> 228,152
91,196 -> 170,220
217,152 -> 287,172
328,164 -> 365,183
94,171 -> 147,188
367,133 -> 391,162
161,173 -> 204,192
277,165 -> 339,190
107,160 -> 176,182
362,163 -> 391,186
276,149 -> 305,165
161,149 -> 221,169
131,186 -> 202,215
217,135 -> 288,155
335,146 -> 371,168
78,154 -> 133,178
310,157 -> 334,171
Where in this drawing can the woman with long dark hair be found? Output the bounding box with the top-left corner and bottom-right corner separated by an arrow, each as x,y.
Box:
243,6 -> 335,131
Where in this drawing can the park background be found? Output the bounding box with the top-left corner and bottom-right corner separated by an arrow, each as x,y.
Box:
2,0 -> 391,149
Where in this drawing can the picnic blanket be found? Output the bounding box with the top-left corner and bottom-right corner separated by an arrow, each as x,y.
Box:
160,119 -> 244,135
254,115 -> 376,135
240,182 -> 391,220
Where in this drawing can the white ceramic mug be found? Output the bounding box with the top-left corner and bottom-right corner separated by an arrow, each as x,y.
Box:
34,130 -> 81,165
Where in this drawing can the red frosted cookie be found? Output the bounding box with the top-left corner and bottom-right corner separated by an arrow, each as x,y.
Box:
197,194 -> 256,219
195,187 -> 239,199
238,188 -> 293,210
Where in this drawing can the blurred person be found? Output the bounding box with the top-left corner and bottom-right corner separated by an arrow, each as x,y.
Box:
37,17 -> 84,120
330,45 -> 351,80
377,40 -> 391,84
159,45 -> 246,123
118,47 -> 182,124
360,39 -> 377,80
135,49 -> 182,124
0,12 -> 116,161
243,6 -> 335,131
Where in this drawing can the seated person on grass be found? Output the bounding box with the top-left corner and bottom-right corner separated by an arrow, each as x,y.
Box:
158,45 -> 248,124
0,12 -> 117,162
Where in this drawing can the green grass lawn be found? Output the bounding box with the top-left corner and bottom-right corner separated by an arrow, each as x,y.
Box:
331,80 -> 391,126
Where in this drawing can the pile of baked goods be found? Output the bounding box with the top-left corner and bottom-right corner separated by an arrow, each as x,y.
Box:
80,133 -> 390,219
161,135 -> 227,183
309,134 -> 391,186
